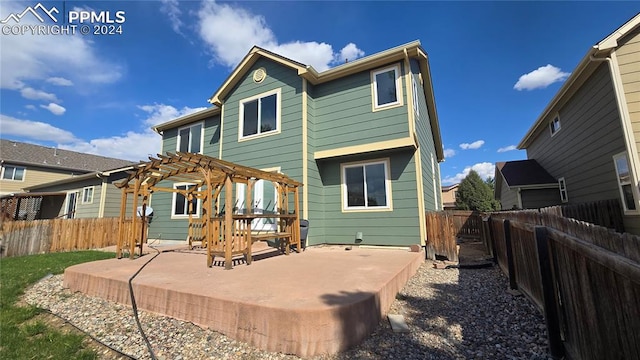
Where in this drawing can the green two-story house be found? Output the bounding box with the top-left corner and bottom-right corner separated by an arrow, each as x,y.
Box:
148,41 -> 444,247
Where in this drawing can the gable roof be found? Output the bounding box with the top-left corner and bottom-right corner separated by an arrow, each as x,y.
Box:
153,106 -> 220,133
496,160 -> 557,188
518,12 -> 640,149
0,139 -> 135,173
153,41 -> 444,161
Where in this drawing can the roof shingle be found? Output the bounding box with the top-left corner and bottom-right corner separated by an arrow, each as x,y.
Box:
0,139 -> 135,172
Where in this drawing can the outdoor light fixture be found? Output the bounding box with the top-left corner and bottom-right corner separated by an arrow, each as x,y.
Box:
355,232 -> 363,243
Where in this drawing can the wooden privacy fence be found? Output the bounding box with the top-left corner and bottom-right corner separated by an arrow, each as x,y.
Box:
425,211 -> 483,262
485,211 -> 640,360
539,198 -> 625,233
1,217 -> 140,257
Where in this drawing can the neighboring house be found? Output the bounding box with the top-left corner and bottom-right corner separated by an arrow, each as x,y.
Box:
0,139 -> 133,195
494,160 -> 560,210
23,166 -> 134,219
441,183 -> 459,210
0,139 -> 134,220
149,41 -> 444,246
510,13 -> 640,234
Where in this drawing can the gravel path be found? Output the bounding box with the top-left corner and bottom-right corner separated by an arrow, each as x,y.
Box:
24,263 -> 550,359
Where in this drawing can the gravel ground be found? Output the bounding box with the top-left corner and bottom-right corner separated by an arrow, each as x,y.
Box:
24,263 -> 550,360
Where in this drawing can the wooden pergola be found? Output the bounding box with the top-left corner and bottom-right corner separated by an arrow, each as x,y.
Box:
114,152 -> 302,269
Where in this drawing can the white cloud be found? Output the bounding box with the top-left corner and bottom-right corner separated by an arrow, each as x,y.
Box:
337,43 -> 365,63
514,64 -> 570,91
442,162 -> 495,185
40,103 -> 66,115
25,105 -> 36,110
0,114 -> 77,143
0,2 -> 122,90
61,104 -> 208,161
444,148 -> 456,158
195,1 -> 363,71
20,87 -> 59,102
160,0 -> 184,34
46,77 -> 73,86
497,145 -> 517,153
459,140 -> 485,150
138,104 -> 208,127
59,131 -> 161,162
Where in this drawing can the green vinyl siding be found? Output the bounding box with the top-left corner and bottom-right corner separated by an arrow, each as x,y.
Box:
314,62 -> 409,151
221,58 -> 303,182
318,150 -> 420,246
147,180 -> 191,241
305,86 -> 325,242
526,63 -> 626,203
411,59 -> 440,212
161,115 -> 220,158
102,173 -> 129,217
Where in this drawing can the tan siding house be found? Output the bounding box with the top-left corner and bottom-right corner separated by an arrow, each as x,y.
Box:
1,139 -> 134,220
517,13 -> 640,235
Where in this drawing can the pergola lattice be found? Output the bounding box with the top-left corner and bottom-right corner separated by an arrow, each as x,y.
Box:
115,152 -> 302,269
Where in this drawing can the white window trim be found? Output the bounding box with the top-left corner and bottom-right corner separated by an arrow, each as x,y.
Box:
341,158 -> 393,212
412,74 -> 420,118
176,121 -> 205,154
171,183 -> 201,219
549,114 -> 561,137
371,64 -> 403,111
1,165 -> 26,182
238,88 -> 282,141
613,152 -> 640,214
558,177 -> 568,203
81,186 -> 94,204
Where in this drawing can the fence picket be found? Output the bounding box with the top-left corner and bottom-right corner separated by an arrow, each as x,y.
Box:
1,218 -> 140,257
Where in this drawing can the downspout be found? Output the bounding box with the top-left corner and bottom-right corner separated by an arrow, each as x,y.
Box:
590,54 -> 640,211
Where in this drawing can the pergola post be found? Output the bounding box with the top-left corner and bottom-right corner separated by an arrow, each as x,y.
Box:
117,189 -> 127,258
224,175 -> 233,270
294,186 -> 301,252
130,178 -> 140,259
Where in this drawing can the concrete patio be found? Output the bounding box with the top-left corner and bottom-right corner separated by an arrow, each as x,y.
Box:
63,243 -> 424,357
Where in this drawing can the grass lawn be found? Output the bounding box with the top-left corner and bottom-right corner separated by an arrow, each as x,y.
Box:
0,251 -> 115,360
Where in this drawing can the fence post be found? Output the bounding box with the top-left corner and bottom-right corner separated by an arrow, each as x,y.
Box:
534,226 -> 564,359
503,219 -> 518,290
483,216 -> 497,264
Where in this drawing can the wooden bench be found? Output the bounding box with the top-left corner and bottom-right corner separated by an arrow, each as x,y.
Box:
247,232 -> 293,264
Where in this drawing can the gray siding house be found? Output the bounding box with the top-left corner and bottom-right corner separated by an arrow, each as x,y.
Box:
24,166 -> 134,219
148,41 -> 444,247
513,14 -> 640,234
495,160 -> 560,210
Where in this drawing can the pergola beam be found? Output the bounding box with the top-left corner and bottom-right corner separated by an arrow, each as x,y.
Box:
115,152 -> 302,269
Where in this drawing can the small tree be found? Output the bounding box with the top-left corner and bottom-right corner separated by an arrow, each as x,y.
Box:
455,170 -> 500,211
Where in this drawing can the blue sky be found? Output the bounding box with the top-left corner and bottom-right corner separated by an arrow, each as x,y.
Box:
1,1 -> 639,185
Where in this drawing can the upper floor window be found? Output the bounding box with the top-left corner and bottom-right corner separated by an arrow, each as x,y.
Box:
1,165 -> 25,181
549,115 -> 561,136
82,186 -> 94,204
372,65 -> 402,110
558,177 -> 568,203
613,152 -> 637,212
177,122 -> 203,153
239,88 -> 281,140
172,183 -> 200,218
341,159 -> 392,211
